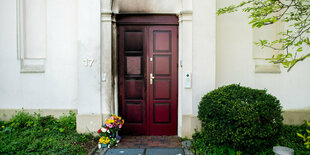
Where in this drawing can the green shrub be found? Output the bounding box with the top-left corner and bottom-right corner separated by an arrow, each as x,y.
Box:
0,111 -> 96,154
297,121 -> 310,149
197,84 -> 283,153
279,124 -> 310,155
191,131 -> 210,154
37,115 -> 56,127
192,130 -> 274,155
7,110 -> 37,129
192,124 -> 310,154
56,111 -> 76,133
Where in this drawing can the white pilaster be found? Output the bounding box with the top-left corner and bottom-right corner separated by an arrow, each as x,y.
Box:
179,10 -> 193,115
76,0 -> 102,133
178,0 -> 193,137
101,0 -> 113,116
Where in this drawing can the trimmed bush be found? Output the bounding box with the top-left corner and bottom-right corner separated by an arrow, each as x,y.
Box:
197,84 -> 283,153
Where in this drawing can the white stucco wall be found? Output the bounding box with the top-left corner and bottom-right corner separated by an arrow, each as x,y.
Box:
192,0 -> 216,115
77,0 -> 101,115
216,0 -> 310,110
0,0 -> 77,110
1,0 -> 308,136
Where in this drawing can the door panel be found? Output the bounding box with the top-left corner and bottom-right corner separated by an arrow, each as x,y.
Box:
118,25 -> 178,136
148,26 -> 178,135
118,26 -> 147,135
154,55 -> 171,76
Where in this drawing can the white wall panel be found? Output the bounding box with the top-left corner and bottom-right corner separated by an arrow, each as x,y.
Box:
0,0 -> 77,110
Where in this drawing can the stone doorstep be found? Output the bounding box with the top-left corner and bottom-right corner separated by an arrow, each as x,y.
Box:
113,136 -> 182,149
97,148 -> 185,155
92,138 -> 194,155
94,148 -> 194,155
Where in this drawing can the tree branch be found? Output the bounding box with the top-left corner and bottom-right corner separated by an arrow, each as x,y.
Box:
288,53 -> 310,72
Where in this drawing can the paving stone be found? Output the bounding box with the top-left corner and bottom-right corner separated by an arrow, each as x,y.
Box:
105,149 -> 145,155
184,148 -> 194,155
145,148 -> 184,155
181,140 -> 194,155
181,140 -> 192,149
94,148 -> 108,155
112,136 -> 182,149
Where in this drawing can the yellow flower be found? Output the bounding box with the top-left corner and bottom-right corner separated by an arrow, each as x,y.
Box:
106,120 -> 112,124
1,126 -> 4,128
99,136 -> 110,144
99,137 -> 105,143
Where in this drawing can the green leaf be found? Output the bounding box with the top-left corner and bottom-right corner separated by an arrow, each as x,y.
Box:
297,133 -> 304,138
59,128 -> 65,132
297,47 -> 303,52
291,60 -> 297,66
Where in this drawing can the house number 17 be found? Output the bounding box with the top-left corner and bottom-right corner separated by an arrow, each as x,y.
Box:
83,59 -> 94,67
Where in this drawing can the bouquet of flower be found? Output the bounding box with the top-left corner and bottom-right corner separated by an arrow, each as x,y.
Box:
98,114 -> 124,148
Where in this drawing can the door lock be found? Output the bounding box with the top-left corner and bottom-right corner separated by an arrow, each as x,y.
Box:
150,73 -> 155,85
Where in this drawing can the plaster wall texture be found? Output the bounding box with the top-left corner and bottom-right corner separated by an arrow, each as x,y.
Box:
77,0 -> 101,115
24,0 -> 47,58
0,0 -> 78,110
192,0 -> 216,115
216,0 -> 310,111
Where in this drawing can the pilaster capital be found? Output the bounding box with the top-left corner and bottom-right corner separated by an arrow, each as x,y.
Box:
101,11 -> 113,22
178,10 -> 192,23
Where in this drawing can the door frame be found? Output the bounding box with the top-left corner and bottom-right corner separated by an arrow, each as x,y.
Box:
116,14 -> 179,135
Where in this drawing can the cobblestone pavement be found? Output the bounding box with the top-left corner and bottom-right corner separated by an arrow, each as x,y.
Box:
114,136 -> 182,148
93,136 -> 194,155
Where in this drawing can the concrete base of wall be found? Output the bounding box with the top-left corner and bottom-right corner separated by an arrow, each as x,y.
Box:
0,109 -> 77,121
180,110 -> 310,138
182,114 -> 201,138
283,110 -> 310,125
76,114 -> 102,133
76,114 -> 111,133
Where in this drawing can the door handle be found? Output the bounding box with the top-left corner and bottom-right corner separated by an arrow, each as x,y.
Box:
150,73 -> 155,85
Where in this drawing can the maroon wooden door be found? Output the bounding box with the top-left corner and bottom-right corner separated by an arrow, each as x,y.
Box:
118,15 -> 178,136
118,26 -> 148,135
147,26 -> 178,135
